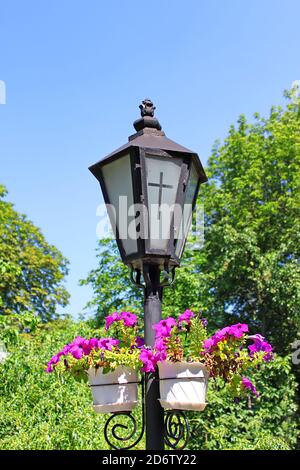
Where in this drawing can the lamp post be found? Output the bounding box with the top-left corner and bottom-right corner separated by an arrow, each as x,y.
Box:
89,99 -> 207,450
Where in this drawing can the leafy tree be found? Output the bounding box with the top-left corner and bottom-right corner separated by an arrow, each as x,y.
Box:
190,88 -> 300,354
0,185 -> 69,321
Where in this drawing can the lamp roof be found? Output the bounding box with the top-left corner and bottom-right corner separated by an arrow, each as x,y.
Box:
89,99 -> 207,183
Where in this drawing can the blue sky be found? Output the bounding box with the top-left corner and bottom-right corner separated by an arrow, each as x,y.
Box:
0,0 -> 299,317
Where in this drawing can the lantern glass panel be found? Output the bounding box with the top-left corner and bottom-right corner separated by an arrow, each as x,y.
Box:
101,154 -> 138,255
175,162 -> 199,259
145,154 -> 182,251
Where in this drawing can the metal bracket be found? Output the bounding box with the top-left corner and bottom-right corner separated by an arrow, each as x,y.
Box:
130,264 -> 177,291
130,267 -> 146,292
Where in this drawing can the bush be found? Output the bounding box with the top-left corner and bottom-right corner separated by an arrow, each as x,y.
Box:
188,356 -> 298,450
0,319 -> 110,450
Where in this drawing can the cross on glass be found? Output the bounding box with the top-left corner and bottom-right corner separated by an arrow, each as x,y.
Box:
148,172 -> 173,219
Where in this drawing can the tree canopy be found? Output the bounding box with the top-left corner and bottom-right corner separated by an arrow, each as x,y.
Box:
0,186 -> 69,321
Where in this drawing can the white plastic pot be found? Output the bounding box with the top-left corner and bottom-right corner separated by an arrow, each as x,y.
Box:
87,366 -> 138,413
158,361 -> 209,411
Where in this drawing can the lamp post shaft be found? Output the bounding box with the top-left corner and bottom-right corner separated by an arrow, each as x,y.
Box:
144,264 -> 165,450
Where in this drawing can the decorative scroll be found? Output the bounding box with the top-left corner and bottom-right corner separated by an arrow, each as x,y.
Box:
104,411 -> 144,450
164,410 -> 190,450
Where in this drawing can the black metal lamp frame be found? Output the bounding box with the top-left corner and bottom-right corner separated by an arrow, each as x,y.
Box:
89,100 -> 208,451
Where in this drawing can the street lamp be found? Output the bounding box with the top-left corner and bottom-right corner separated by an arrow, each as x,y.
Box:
89,99 -> 207,450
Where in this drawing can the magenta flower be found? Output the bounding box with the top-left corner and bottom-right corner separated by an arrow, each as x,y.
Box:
228,323 -> 249,339
203,337 -> 215,351
120,311 -> 138,328
178,309 -> 194,326
88,338 -> 100,350
139,348 -> 158,373
72,336 -> 86,346
69,345 -> 84,359
248,334 -> 273,362
153,317 -> 177,338
242,376 -> 259,396
51,354 -> 61,364
98,337 -> 120,351
154,338 -> 167,361
105,312 -> 121,330
62,344 -> 71,355
46,333 -> 120,374
154,338 -> 166,352
79,338 -> 99,355
45,351 -> 65,373
45,363 -> 54,373
82,340 -> 92,355
204,323 -> 249,351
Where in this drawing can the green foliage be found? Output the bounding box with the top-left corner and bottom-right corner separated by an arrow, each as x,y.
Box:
0,319 -> 105,449
188,356 -> 298,450
0,185 -> 69,321
102,348 -> 141,373
0,311 -> 40,347
79,238 -> 142,326
0,319 -> 145,450
188,316 -> 207,359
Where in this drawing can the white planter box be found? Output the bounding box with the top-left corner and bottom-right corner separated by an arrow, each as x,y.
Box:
87,366 -> 138,413
158,361 -> 209,411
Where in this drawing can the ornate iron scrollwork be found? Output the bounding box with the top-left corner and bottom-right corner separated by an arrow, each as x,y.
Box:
164,410 -> 190,450
104,412 -> 144,450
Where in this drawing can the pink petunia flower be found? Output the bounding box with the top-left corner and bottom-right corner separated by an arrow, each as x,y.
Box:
98,337 -> 120,351
120,311 -> 138,328
178,309 -> 194,326
139,348 -> 159,373
153,318 -> 177,339
135,336 -> 145,348
242,376 -> 259,396
248,334 -> 273,362
105,312 -> 121,330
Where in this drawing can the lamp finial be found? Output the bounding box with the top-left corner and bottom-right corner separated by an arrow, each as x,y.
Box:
133,98 -> 162,132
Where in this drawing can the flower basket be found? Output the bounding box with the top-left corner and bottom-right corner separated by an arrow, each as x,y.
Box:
88,366 -> 138,413
158,361 -> 209,411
